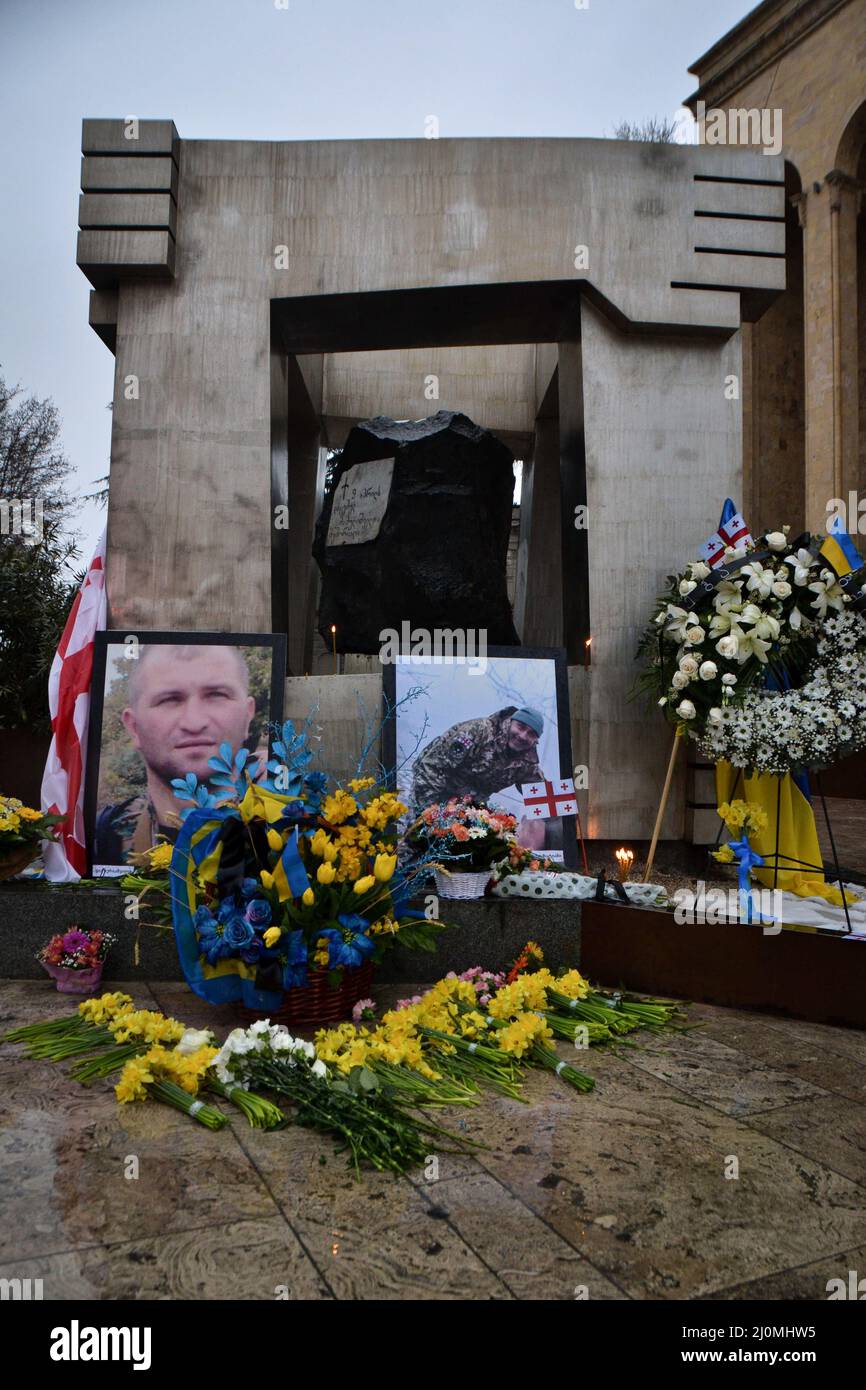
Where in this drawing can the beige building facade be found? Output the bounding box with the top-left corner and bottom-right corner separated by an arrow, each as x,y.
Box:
686,0 -> 866,535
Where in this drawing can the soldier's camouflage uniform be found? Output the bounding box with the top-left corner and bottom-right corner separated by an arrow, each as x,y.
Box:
411,706 -> 545,812
93,795 -> 176,866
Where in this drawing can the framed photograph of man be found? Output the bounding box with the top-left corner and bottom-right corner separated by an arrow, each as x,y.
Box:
85,631 -> 287,876
383,645 -> 578,868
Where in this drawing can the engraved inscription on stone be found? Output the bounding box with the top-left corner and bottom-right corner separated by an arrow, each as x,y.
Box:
326,457 -> 395,547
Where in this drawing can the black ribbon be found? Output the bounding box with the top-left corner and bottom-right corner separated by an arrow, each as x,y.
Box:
254,957 -> 284,993
595,871 -> 630,905
679,533 -> 818,615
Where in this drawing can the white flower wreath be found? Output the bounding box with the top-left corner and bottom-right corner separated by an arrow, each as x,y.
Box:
636,525 -> 866,775
697,609 -> 866,774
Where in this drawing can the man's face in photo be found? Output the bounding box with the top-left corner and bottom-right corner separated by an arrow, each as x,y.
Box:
507,717 -> 540,754
121,645 -> 255,785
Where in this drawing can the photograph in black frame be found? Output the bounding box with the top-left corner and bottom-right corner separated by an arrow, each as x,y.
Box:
382,645 -> 578,869
85,631 -> 287,876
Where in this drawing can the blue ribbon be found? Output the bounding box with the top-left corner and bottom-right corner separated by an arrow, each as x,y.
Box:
728,834 -> 765,924
278,827 -> 311,897
170,806 -> 284,1010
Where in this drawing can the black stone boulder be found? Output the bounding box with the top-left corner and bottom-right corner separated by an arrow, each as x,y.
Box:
313,411 -> 519,652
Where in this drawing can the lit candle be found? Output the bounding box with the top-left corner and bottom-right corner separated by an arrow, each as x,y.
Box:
331,624 -> 337,675
584,636 -> 592,669
615,847 -> 634,882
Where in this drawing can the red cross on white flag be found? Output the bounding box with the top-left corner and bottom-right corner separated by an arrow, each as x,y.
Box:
521,778 -> 577,820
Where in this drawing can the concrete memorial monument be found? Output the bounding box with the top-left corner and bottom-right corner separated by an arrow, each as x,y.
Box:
76,119 -> 785,839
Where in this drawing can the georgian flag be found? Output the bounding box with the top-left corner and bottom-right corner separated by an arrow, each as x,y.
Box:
699,499 -> 752,568
40,531 -> 107,881
521,778 -> 577,819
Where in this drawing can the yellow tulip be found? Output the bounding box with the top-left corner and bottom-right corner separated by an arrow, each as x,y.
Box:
353,874 -> 376,895
267,828 -> 284,852
260,870 -> 275,890
322,841 -> 339,863
373,852 -> 397,883
317,862 -> 336,885
310,830 -> 328,857
263,926 -> 282,949
302,887 -> 315,906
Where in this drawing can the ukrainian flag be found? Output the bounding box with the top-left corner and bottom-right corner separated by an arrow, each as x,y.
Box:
713,505 -> 857,913
820,512 -> 863,577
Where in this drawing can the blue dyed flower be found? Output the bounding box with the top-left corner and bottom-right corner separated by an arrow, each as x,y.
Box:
239,877 -> 261,900
223,914 -> 255,951
239,937 -> 264,965
283,929 -> 308,988
193,905 -> 230,966
318,916 -> 376,969
216,896 -> 242,925
245,898 -> 272,928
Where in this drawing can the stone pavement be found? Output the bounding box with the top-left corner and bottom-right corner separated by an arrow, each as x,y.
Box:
1,979 -> 865,1301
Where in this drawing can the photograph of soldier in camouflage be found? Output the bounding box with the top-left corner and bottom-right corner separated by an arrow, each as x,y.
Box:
387,647 -> 577,866
85,632 -> 285,875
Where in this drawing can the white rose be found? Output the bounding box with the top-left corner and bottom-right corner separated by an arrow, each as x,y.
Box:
772,580 -> 792,599
671,671 -> 688,689
699,660 -> 718,681
658,697 -> 668,706
676,700 -> 697,720
716,635 -> 739,659
679,579 -> 697,597
708,707 -> 723,724
679,655 -> 699,677
721,673 -> 737,686
765,531 -> 787,551
686,625 -> 705,644
312,1059 -> 328,1080
690,561 -> 711,580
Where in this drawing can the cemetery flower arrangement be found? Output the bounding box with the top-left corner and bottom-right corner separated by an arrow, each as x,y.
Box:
409,796 -> 517,872
636,524 -> 866,774
1,994 -> 476,1174
37,927 -> 115,972
315,946 -> 686,1104
489,842 -> 564,882
0,796 -> 63,849
696,609 -> 866,774
169,720 -> 448,1010
4,964 -> 687,1175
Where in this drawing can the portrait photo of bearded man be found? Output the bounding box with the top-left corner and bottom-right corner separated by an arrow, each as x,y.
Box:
92,642 -> 264,867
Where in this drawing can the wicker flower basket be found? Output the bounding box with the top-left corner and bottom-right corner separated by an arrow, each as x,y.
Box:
0,845 -> 39,882
243,960 -> 374,1029
434,867 -> 491,900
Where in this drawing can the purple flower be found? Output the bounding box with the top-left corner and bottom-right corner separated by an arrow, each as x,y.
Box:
62,929 -> 90,953
245,898 -> 272,928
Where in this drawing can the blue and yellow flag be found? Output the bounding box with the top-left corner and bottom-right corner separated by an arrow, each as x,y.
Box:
820,513 -> 863,577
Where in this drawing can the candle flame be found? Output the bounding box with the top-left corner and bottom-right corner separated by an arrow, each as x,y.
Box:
615,847 -> 634,882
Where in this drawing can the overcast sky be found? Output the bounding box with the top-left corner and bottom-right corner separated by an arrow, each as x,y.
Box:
1,0 -> 753,564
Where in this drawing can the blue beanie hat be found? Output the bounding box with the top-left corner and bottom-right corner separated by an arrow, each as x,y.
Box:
511,707 -> 543,736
